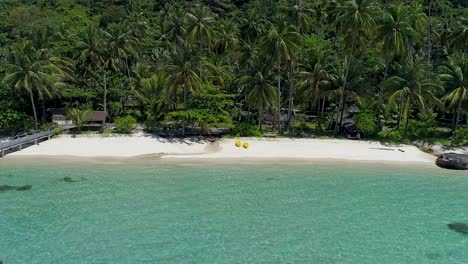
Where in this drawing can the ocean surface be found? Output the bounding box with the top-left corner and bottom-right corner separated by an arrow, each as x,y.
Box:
0,163 -> 467,263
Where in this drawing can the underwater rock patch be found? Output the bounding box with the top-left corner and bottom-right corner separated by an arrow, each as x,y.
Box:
448,223 -> 468,234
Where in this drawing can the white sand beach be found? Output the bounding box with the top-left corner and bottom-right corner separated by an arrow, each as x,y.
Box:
8,134 -> 436,163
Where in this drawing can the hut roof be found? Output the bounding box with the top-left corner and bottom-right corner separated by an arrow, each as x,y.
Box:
87,111 -> 108,122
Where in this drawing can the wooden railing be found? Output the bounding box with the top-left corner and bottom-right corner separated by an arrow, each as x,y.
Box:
0,129 -> 54,157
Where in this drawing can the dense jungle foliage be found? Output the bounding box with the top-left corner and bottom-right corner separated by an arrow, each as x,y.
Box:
0,0 -> 466,144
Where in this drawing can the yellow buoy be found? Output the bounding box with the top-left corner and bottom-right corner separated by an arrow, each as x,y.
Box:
235,140 -> 242,147
243,142 -> 249,149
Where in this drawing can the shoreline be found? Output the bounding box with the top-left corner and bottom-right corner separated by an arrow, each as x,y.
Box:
0,134 -> 440,168
0,155 -> 440,171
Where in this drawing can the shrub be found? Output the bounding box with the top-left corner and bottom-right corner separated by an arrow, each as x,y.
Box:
406,120 -> 435,139
451,128 -> 468,147
115,116 -> 136,134
355,110 -> 377,137
231,123 -> 262,137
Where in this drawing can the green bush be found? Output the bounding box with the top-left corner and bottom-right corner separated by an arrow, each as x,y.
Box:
406,120 -> 435,139
451,128 -> 468,147
115,116 -> 137,134
355,110 -> 377,137
231,123 -> 262,137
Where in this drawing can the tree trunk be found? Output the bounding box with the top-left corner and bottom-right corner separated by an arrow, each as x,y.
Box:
427,0 -> 433,64
184,83 -> 188,111
30,92 -> 38,131
287,63 -> 295,131
258,106 -> 263,132
454,97 -> 463,131
102,71 -> 107,130
277,64 -> 282,134
335,40 -> 355,135
41,100 -> 46,123
402,97 -> 411,140
396,93 -> 405,129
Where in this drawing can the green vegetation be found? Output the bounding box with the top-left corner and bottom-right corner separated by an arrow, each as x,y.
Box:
114,115 -> 136,134
0,0 -> 466,146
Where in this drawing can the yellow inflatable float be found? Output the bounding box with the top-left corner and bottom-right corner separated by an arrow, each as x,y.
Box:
243,141 -> 249,149
235,140 -> 242,147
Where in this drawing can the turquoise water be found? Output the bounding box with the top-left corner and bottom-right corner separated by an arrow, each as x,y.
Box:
0,163 -> 467,263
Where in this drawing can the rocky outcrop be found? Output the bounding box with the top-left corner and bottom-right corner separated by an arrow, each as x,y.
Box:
0,185 -> 32,191
436,153 -> 468,170
16,185 -> 32,191
448,223 -> 468,234
0,185 -> 16,191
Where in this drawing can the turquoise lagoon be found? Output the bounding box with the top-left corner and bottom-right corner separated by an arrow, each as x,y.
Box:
0,163 -> 467,263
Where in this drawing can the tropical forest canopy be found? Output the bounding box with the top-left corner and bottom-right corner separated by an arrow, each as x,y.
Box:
0,0 -> 467,144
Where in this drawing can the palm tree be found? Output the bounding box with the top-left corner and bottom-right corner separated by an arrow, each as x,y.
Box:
422,0 -> 447,63
450,16 -> 468,51
105,22 -> 138,77
260,25 -> 300,133
240,64 -> 277,131
438,56 -> 467,131
77,24 -> 107,127
135,74 -> 168,129
163,45 -> 202,111
185,4 -> 216,53
2,41 -> 62,130
297,48 -> 333,129
280,0 -> 314,33
379,4 -> 414,59
66,108 -> 92,133
334,0 -> 378,134
385,55 -> 442,139
215,20 -> 240,54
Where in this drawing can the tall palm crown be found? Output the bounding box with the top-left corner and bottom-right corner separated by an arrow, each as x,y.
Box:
450,16 -> 468,51
185,5 -> 216,49
77,24 -> 106,71
336,0 -> 378,47
3,41 -> 62,130
261,25 -> 301,66
280,0 -> 314,33
379,4 -> 414,59
104,22 -> 138,73
438,55 -> 467,130
240,62 -> 277,130
164,45 -> 202,110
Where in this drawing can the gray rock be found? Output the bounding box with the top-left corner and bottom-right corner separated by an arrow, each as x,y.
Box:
16,185 -> 32,191
448,223 -> 468,234
436,153 -> 468,170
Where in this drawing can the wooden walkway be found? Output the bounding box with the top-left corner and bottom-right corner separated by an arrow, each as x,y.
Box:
0,130 -> 55,157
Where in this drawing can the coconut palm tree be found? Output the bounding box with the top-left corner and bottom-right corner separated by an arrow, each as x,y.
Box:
334,0 -> 379,134
379,4 -> 414,59
422,0 -> 447,63
240,64 -> 277,131
66,108 -> 92,133
215,20 -> 240,54
76,24 -> 108,127
135,74 -> 169,129
438,56 -> 467,131
105,22 -> 138,77
163,45 -> 202,111
450,16 -> 468,51
280,0 -> 314,33
260,25 -> 300,133
297,48 -> 334,129
2,41 -> 63,130
185,4 -> 216,53
385,55 -> 442,139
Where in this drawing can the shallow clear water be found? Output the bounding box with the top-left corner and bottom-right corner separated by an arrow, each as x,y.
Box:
0,163 -> 467,263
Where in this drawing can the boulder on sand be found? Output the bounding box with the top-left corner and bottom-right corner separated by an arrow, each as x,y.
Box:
448,223 -> 468,234
436,153 -> 468,170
